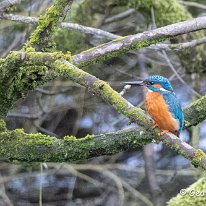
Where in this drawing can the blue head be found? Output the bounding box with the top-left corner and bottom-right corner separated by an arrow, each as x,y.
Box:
143,75 -> 174,92
124,75 -> 174,92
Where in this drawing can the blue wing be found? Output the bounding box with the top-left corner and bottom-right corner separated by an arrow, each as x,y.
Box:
161,91 -> 184,133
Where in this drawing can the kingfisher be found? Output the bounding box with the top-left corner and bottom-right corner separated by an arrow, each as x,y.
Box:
124,75 -> 184,137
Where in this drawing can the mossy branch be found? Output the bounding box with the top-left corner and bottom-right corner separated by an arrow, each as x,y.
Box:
0,124 -> 152,162
0,52 -> 206,168
0,92 -> 206,166
1,14 -> 206,166
0,51 -> 72,117
168,176 -> 206,206
23,0 -> 73,51
72,16 -> 206,67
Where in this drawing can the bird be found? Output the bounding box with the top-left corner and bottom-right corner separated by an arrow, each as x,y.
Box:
123,75 -> 184,137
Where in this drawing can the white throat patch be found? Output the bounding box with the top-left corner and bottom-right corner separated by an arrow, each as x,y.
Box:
159,88 -> 168,92
147,87 -> 170,93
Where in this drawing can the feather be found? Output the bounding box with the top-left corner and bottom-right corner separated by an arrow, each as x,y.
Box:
161,91 -> 184,134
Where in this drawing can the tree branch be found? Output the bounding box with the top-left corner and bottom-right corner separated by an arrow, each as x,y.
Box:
1,13 -> 206,167
0,52 -> 206,168
147,36 -> 206,51
1,13 -> 206,53
72,16 -> 206,67
0,123 -> 152,162
180,0 -> 206,10
23,0 -> 73,51
168,175 -> 206,205
0,93 -> 206,167
0,13 -> 119,40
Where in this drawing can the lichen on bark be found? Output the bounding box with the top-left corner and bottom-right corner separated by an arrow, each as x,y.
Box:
168,176 -> 206,206
0,127 -> 151,162
0,51 -> 72,118
184,96 -> 206,127
23,0 -> 73,52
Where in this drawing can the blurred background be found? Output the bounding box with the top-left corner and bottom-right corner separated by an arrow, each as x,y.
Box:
0,0 -> 206,205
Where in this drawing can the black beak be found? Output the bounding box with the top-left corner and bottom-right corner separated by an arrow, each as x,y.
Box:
123,81 -> 145,86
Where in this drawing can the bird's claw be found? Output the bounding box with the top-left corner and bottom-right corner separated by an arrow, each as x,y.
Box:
152,123 -> 159,129
160,130 -> 169,136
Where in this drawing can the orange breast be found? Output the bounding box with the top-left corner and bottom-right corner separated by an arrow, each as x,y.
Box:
145,91 -> 179,133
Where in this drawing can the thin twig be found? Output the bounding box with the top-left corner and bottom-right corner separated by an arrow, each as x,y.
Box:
0,0 -> 22,13
1,13 -> 206,50
160,50 -> 202,97
39,163 -> 43,206
72,16 -> 206,67
147,36 -> 206,51
180,1 -> 206,10
104,8 -> 136,24
0,13 -> 119,40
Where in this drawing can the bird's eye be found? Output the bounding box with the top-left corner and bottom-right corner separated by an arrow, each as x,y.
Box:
144,81 -> 153,85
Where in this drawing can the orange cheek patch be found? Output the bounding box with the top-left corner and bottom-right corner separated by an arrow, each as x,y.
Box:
153,84 -> 162,89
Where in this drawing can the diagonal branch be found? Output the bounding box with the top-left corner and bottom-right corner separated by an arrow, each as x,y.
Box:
0,52 -> 206,169
23,0 -> 73,51
72,16 -> 206,67
1,15 -> 206,166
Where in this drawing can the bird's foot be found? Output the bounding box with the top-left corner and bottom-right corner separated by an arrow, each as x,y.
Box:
160,130 -> 169,136
152,123 -> 159,129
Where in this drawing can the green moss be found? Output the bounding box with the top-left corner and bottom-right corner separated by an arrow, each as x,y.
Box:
23,46 -> 35,53
74,36 -> 168,68
0,51 -> 73,117
184,96 -> 206,127
184,120 -> 190,128
0,126 -> 100,162
93,80 -> 150,128
119,0 -> 191,26
168,176 -> 206,206
50,51 -> 72,61
83,134 -> 95,139
170,44 -> 178,49
0,119 -> 7,132
23,0 -> 72,52
64,134 -> 95,142
64,135 -> 77,141
192,149 -> 206,168
23,6 -> 59,51
112,36 -> 126,42
0,128 -> 59,162
0,126 -> 144,162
